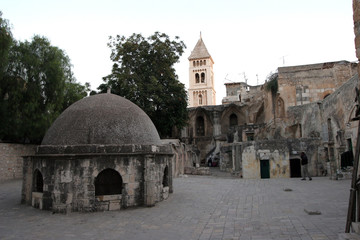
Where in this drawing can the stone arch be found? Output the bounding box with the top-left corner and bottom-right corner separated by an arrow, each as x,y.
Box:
195,73 -> 200,83
201,72 -> 205,83
221,105 -> 245,133
162,165 -> 169,187
229,113 -> 238,127
196,116 -> 205,136
33,169 -> 43,193
95,168 -> 123,196
276,97 -> 285,118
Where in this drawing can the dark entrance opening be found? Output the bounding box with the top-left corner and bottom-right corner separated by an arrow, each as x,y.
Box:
163,166 -> 169,187
95,168 -> 122,196
33,169 -> 43,192
290,158 -> 301,178
260,160 -> 270,179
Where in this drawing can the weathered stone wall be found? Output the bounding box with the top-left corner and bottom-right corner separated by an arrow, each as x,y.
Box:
22,144 -> 173,213
220,139 -> 322,179
278,61 -> 356,108
0,143 -> 36,182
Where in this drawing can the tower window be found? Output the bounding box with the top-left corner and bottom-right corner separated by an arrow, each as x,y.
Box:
193,61 -> 196,67
197,61 -> 199,66
195,73 -> 200,83
201,73 -> 205,83
199,94 -> 203,105
204,60 -> 206,65
200,60 -> 203,66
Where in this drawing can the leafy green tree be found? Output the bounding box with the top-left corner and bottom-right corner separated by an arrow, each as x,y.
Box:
100,32 -> 188,138
0,16 -> 89,143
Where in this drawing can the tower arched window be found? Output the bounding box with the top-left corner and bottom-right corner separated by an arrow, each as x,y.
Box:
199,94 -> 203,105
197,61 -> 199,66
201,73 -> 205,83
230,113 -> 238,127
193,61 -> 196,67
204,60 -> 206,65
196,116 -> 205,136
195,73 -> 200,83
200,60 -> 203,66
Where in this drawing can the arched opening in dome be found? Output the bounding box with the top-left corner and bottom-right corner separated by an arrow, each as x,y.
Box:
162,166 -> 169,187
33,169 -> 43,193
95,169 -> 123,196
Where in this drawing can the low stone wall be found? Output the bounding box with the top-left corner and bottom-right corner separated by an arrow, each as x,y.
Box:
0,143 -> 37,182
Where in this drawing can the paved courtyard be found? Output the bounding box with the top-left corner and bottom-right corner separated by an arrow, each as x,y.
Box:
0,170 -> 351,240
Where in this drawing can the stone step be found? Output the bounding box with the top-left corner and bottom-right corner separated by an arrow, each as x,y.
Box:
339,233 -> 360,240
353,222 -> 360,234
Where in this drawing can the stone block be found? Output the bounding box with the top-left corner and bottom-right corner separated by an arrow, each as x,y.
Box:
109,200 -> 121,211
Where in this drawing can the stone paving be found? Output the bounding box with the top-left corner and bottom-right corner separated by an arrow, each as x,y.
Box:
0,169 -> 351,240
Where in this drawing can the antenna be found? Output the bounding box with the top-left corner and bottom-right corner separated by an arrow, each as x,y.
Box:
243,72 -> 248,85
224,74 -> 235,83
256,74 -> 259,85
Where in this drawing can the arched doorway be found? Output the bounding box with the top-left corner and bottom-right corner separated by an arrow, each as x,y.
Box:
162,166 -> 169,187
95,168 -> 123,196
229,113 -> 238,127
33,169 -> 43,193
196,116 -> 205,136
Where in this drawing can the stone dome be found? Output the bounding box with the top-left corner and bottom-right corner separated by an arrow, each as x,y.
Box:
41,93 -> 161,145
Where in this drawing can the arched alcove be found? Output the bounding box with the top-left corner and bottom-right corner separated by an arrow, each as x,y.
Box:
276,97 -> 285,118
196,116 -> 205,136
199,94 -> 203,105
33,169 -> 43,193
162,166 -> 169,187
95,168 -> 123,196
229,113 -> 238,127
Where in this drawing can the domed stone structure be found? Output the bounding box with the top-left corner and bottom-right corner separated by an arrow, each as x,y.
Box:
21,93 -> 173,213
42,94 -> 161,145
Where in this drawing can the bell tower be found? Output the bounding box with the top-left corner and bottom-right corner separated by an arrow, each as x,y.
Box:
188,35 -> 216,107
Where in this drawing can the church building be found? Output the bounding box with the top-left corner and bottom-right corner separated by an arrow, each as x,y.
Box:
188,36 -> 216,107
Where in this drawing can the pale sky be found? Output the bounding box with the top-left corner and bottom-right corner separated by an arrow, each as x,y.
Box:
2,0 -> 357,105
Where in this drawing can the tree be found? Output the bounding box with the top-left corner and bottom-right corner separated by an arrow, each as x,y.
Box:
0,17 -> 89,143
99,32 -> 188,138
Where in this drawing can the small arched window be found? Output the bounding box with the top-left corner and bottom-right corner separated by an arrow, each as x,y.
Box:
95,168 -> 123,196
199,94 -> 203,105
229,114 -> 238,127
200,60 -> 203,66
196,116 -> 205,136
196,61 -> 199,66
195,73 -> 200,83
33,169 -> 43,193
204,60 -> 206,65
201,73 -> 205,83
193,61 -> 196,67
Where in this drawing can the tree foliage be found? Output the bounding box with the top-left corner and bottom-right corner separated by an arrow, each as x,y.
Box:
99,32 -> 188,138
0,12 -> 89,143
265,72 -> 278,97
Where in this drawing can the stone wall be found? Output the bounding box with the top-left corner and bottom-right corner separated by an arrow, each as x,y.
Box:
0,143 -> 36,182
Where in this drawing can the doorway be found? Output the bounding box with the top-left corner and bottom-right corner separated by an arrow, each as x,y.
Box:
290,158 -> 301,178
260,160 -> 270,179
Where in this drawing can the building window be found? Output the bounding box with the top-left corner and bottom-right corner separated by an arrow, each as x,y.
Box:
196,116 -> 205,136
95,168 -> 122,196
193,61 -> 196,67
201,72 -> 205,83
33,169 -> 43,193
199,94 -> 203,105
204,60 -> 206,65
200,60 -> 203,66
197,60 -> 199,66
229,113 -> 238,127
195,73 -> 200,83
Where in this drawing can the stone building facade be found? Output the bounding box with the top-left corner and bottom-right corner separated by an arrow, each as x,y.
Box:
22,93 -> 173,213
183,37 -> 359,179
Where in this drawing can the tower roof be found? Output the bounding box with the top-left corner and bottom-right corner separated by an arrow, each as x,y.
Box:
188,37 -> 212,60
